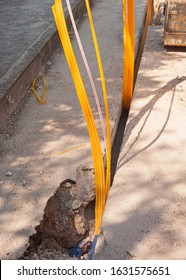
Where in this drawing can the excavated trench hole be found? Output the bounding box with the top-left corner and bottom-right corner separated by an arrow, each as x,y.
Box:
20,166 -> 96,260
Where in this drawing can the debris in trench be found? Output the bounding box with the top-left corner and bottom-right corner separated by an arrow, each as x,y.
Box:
69,237 -> 91,258
20,164 -> 96,260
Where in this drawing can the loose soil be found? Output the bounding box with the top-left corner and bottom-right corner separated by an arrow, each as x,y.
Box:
19,179 -> 95,260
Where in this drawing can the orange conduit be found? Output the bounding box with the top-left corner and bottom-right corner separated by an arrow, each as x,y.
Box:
122,0 -> 135,109
52,0 -> 106,235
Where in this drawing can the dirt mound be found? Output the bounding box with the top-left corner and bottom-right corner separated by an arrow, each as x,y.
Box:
20,166 -> 96,259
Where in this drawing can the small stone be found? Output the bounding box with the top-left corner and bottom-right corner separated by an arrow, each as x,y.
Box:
71,200 -> 82,210
75,215 -> 83,224
5,171 -> 13,177
42,67 -> 46,73
22,180 -> 26,186
65,182 -> 72,188
0,181 -> 4,184
47,61 -> 52,66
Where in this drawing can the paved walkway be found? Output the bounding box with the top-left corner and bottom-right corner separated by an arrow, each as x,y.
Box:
0,0 -> 86,125
95,24 -> 186,260
0,0 -> 148,259
0,0 -> 52,78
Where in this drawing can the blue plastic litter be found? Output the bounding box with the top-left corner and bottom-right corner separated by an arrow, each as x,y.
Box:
69,245 -> 83,258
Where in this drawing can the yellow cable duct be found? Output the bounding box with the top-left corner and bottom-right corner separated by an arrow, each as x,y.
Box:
85,0 -> 111,200
52,0 -> 106,235
122,0 -> 135,109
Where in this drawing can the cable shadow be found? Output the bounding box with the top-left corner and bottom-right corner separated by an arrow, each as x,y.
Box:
117,76 -> 186,171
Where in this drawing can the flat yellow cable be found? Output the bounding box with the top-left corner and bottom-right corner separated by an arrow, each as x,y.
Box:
122,0 -> 135,109
57,144 -> 86,156
85,0 -> 111,200
31,74 -> 47,105
52,0 -> 105,235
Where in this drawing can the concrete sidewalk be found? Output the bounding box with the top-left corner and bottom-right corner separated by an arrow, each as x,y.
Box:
0,0 -> 148,259
95,25 -> 186,260
0,0 -> 90,127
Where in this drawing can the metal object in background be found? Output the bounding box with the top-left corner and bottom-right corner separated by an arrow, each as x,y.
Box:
164,0 -> 186,46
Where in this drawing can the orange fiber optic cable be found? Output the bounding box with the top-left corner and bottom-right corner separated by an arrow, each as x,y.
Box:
122,0 -> 135,109
52,0 -> 105,235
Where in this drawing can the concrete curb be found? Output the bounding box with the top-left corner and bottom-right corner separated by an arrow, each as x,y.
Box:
0,0 -> 91,128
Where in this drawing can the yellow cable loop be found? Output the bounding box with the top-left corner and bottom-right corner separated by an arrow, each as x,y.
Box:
122,0 -> 135,109
52,0 -> 105,235
85,0 -> 111,201
31,73 -> 47,105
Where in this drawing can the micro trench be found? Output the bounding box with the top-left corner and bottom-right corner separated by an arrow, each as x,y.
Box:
19,1 -> 154,261
20,177 -> 96,260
